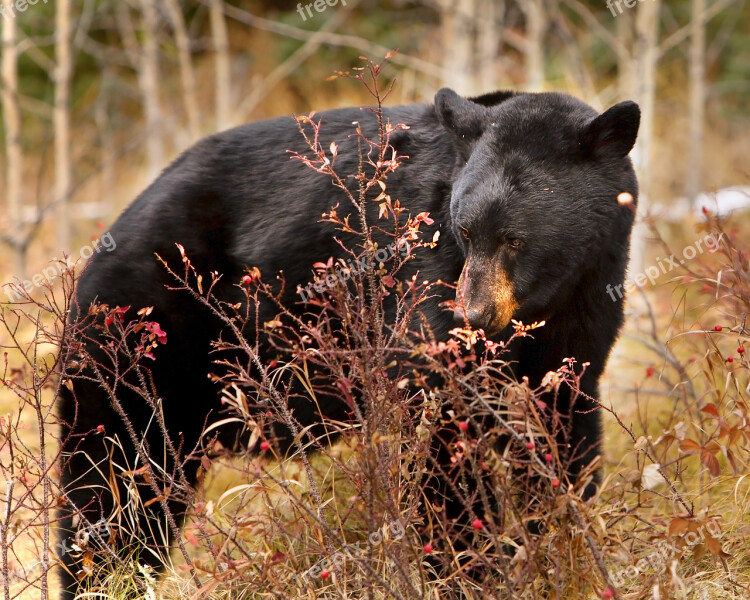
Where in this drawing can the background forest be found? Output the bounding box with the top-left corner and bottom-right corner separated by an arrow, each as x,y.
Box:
1,1 -> 749,599
0,0 -> 748,274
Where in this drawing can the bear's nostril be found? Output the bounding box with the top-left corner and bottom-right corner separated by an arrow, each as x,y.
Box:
466,309 -> 487,330
454,308 -> 488,330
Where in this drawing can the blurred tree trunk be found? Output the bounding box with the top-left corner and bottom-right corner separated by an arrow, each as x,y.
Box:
138,0 -> 164,182
476,0 -> 503,91
440,0 -> 475,94
1,1 -> 25,276
95,69 -> 116,221
520,0 -> 547,91
55,0 -> 74,252
687,0 -> 706,206
632,0 -> 660,272
210,0 -> 232,131
634,0 -> 660,205
165,0 -> 201,141
617,8 -> 635,99
438,0 -> 503,95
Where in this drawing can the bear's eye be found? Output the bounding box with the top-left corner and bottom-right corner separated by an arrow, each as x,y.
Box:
507,238 -> 524,250
460,228 -> 470,240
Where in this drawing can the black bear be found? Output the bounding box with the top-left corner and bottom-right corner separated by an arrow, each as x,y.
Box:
57,88 -> 639,597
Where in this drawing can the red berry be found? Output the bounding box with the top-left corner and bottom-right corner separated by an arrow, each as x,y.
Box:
738,347 -> 745,354
526,442 -> 535,451
726,356 -> 734,363
96,425 -> 105,433
320,569 -> 330,579
242,275 -> 253,286
423,543 -> 433,553
544,453 -> 554,462
603,588 -> 614,599
471,518 -> 483,530
259,441 -> 270,451
458,420 -> 469,433
551,478 -> 560,489
646,366 -> 654,377
714,325 -> 722,332
702,206 -> 709,215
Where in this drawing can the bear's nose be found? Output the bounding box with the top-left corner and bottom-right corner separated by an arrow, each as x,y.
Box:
453,307 -> 490,330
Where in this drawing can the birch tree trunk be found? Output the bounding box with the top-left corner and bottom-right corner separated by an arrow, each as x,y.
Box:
165,0 -> 201,141
521,0 -> 546,91
476,0 -> 503,91
1,1 -> 25,276
687,0 -> 706,206
631,0 -> 661,273
440,0 -> 475,94
210,0 -> 232,131
634,0 -> 660,204
138,0 -> 164,182
617,8 -> 635,99
95,69 -> 116,221
55,0 -> 74,252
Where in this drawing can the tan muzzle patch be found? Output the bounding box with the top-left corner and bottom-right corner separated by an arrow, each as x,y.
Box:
489,267 -> 518,332
456,258 -> 518,334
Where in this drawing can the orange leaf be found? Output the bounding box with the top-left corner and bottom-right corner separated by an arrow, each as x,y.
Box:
668,517 -> 689,536
729,428 -> 743,446
701,450 -> 720,477
704,535 -> 721,555
679,439 -> 701,454
700,403 -> 719,417
704,440 -> 721,454
184,528 -> 201,547
143,494 -> 167,508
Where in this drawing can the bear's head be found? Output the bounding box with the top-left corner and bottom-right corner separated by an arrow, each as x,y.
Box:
435,88 -> 640,335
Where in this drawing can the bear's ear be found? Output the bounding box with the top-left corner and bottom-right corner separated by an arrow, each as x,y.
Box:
579,101 -> 640,158
435,88 -> 487,160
